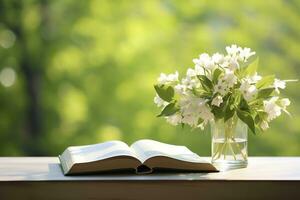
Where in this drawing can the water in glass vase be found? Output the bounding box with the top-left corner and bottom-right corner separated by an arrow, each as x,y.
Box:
213,138 -> 247,160
211,117 -> 248,171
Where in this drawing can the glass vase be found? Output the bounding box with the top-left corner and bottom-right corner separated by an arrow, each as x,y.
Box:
211,116 -> 248,171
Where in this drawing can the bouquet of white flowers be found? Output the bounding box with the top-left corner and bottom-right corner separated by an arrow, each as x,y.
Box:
154,45 -> 296,134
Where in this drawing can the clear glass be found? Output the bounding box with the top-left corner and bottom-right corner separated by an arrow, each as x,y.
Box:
211,116 -> 248,171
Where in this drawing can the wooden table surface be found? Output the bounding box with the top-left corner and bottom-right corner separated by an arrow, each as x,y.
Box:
0,157 -> 300,199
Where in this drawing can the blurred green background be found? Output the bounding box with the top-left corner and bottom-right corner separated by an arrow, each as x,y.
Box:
0,0 -> 299,156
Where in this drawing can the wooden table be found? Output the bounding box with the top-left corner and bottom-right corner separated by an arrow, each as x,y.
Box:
0,157 -> 300,199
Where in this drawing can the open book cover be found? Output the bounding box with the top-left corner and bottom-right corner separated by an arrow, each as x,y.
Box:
59,139 -> 218,175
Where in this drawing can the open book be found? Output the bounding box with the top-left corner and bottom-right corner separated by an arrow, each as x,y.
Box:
59,139 -> 217,175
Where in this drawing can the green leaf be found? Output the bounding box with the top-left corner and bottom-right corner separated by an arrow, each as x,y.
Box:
198,118 -> 204,125
197,75 -> 213,92
198,93 -> 212,99
191,88 -> 211,99
212,68 -> 222,84
211,94 -> 230,119
154,84 -> 174,102
211,105 -> 224,119
239,97 -> 250,112
257,88 -> 275,99
157,102 -> 179,117
245,58 -> 259,76
224,95 -> 236,122
256,75 -> 275,89
233,92 -> 241,107
257,111 -> 268,119
224,106 -> 235,122
254,111 -> 268,125
254,114 -> 261,124
237,109 -> 256,134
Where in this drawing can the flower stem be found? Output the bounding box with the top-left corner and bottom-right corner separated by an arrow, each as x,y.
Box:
212,142 -> 221,159
212,117 -> 247,163
228,140 -> 237,160
231,137 -> 247,161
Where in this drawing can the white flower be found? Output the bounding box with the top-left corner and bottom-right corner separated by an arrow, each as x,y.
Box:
179,96 -> 206,114
166,114 -> 182,126
278,98 -> 291,116
157,71 -> 179,85
193,53 -> 215,71
247,73 -> 262,84
181,114 -> 199,127
199,53 -> 210,61
211,95 -> 223,107
239,80 -> 251,92
213,71 -> 237,96
174,84 -> 186,95
239,47 -> 255,61
227,58 -> 239,71
226,45 -> 255,62
154,95 -> 168,108
214,82 -> 228,96
222,70 -> 237,88
179,96 -> 213,128
239,79 -> 257,101
260,121 -> 269,131
264,97 -> 281,121
200,106 -> 214,124
226,44 -> 241,57
279,98 -> 290,109
194,65 -> 205,75
212,53 -> 224,64
219,56 -> 230,68
273,79 -> 286,93
186,68 -> 196,78
181,76 -> 199,90
263,97 -> 290,122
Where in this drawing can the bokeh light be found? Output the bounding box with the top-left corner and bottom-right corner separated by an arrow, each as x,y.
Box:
0,67 -> 16,87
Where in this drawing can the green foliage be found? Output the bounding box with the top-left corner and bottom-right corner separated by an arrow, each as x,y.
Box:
211,94 -> 230,119
237,109 -> 256,134
192,88 -> 211,99
224,105 -> 235,122
257,88 -> 275,99
197,75 -> 213,92
0,0 -> 299,156
256,75 -> 275,89
212,68 -> 223,84
157,102 -> 179,117
154,84 -> 174,102
224,95 -> 236,122
244,58 -> 259,76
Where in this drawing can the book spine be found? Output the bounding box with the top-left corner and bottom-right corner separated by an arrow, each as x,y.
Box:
135,164 -> 153,174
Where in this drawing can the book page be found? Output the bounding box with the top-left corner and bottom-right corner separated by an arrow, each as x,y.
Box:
130,139 -> 208,164
63,140 -> 138,164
